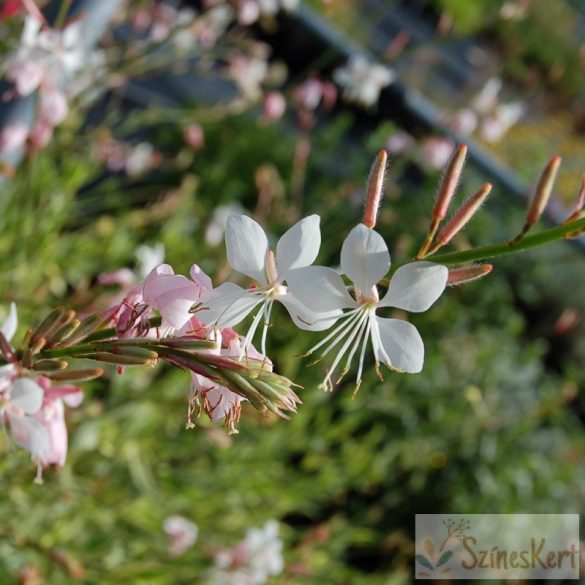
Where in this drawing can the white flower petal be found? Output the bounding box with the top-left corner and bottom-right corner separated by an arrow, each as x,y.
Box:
11,378 -> 44,415
278,292 -> 341,331
226,215 -> 268,284
0,302 -> 17,342
199,282 -> 263,328
340,224 -> 390,293
374,317 -> 424,373
276,215 -> 321,280
286,266 -> 355,312
380,262 -> 448,312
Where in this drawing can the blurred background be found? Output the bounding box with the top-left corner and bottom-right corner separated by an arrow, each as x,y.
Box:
1,0 -> 585,583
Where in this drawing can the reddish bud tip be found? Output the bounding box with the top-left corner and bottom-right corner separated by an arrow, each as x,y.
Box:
436,183 -> 492,247
363,150 -> 388,228
447,264 -> 493,286
433,144 -> 467,220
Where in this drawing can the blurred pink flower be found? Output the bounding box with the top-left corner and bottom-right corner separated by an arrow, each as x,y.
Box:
183,123 -> 205,150
38,89 -> 68,126
0,123 -> 29,153
420,137 -> 455,170
28,122 -> 53,151
262,91 -> 286,122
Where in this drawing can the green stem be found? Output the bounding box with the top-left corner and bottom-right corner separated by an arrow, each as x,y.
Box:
392,217 -> 585,272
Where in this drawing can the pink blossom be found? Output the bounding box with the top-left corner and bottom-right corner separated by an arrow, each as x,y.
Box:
6,59 -> 45,95
39,89 -> 68,126
143,264 -> 211,332
189,334 -> 269,433
106,284 -> 152,339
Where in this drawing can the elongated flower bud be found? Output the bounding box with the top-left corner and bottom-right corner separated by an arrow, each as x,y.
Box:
33,358 -> 69,372
433,144 -> 467,220
49,368 -> 104,382
526,155 -> 561,226
29,307 -> 65,347
447,264 -> 493,286
94,348 -> 158,366
363,150 -> 387,228
53,314 -> 103,347
431,183 -> 492,251
46,319 -> 81,347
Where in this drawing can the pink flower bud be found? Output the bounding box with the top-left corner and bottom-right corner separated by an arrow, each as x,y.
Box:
447,264 -> 493,286
262,91 -> 286,122
434,183 -> 492,249
433,144 -> 467,220
363,150 -> 387,229
183,124 -> 204,150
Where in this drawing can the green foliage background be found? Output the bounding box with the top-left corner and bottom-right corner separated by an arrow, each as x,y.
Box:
0,105 -> 583,584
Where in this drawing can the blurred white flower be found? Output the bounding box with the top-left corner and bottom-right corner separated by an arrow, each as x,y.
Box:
471,77 -> 503,115
333,55 -> 394,107
205,203 -> 246,247
479,102 -> 525,143
0,123 -> 29,153
6,16 -> 85,96
124,142 -> 157,177
163,515 -> 198,557
136,243 -> 166,280
211,520 -> 284,584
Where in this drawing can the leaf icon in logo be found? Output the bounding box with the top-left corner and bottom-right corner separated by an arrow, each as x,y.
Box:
415,555 -> 435,570
436,550 -> 453,567
424,539 -> 435,560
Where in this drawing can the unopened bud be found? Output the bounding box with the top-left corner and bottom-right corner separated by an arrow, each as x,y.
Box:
49,368 -> 104,382
158,338 -> 218,350
33,358 -> 69,372
30,307 -> 65,347
447,264 -> 493,286
46,319 -> 81,347
433,144 -> 467,220
432,183 -> 492,250
363,150 -> 388,229
526,155 -> 561,226
54,314 -> 102,347
95,347 -> 158,365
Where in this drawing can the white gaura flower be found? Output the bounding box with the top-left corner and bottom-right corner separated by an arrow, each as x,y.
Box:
198,214 -> 339,355
287,224 -> 448,390
333,55 -> 394,108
